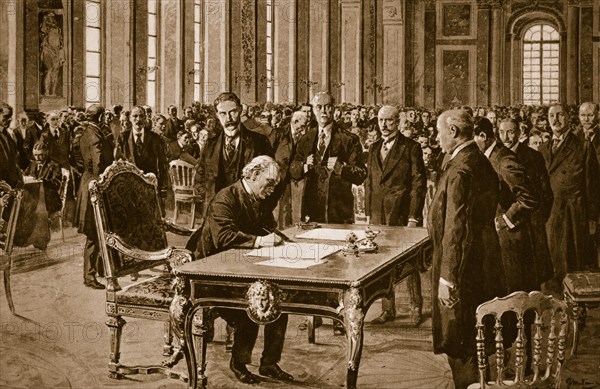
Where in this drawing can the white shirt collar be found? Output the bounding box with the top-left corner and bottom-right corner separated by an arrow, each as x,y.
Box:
484,140 -> 497,158
133,128 -> 145,141
318,123 -> 333,136
449,140 -> 475,161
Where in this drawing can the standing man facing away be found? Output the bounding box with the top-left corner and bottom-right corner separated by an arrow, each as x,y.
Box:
74,104 -> 114,289
186,156 -> 293,385
365,105 -> 427,325
428,109 -> 507,389
290,92 -> 367,224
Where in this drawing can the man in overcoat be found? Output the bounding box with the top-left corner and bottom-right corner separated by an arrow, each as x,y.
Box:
474,117 -> 540,292
74,104 -> 114,289
428,109 -> 507,389
538,103 -> 600,283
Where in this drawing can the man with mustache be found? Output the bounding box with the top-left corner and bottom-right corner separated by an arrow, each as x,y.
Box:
538,103 -> 600,289
290,92 -> 367,224
186,156 -> 293,384
193,92 -> 274,212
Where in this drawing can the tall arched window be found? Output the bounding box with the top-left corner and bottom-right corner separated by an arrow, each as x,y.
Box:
523,24 -> 559,105
85,0 -> 102,106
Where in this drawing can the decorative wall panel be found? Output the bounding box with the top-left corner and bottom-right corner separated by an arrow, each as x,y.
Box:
436,46 -> 476,107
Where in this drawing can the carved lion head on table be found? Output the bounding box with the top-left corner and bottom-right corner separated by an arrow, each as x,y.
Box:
246,280 -> 282,324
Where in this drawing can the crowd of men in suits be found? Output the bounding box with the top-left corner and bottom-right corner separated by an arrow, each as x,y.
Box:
1,95 -> 599,386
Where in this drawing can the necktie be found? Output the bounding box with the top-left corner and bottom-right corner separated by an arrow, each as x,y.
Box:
316,132 -> 326,161
584,131 -> 593,142
54,131 -> 59,139
135,134 -> 142,148
225,136 -> 236,160
551,138 -> 561,157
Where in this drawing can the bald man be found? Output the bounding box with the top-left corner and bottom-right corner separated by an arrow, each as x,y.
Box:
290,92 -> 366,224
365,105 -> 427,325
428,109 -> 506,389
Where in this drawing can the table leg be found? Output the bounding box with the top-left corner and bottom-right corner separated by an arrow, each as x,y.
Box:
342,287 -> 364,389
308,316 -> 316,344
190,308 -> 211,389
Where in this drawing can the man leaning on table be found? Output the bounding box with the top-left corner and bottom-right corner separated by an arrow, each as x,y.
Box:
186,155 -> 293,385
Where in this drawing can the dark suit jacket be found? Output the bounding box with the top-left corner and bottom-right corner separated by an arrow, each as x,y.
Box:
45,125 -> 72,169
115,130 -> 169,193
0,129 -> 24,188
578,125 -> 600,183
365,133 -> 426,225
427,142 -> 506,358
194,125 -> 273,208
74,122 -> 114,238
186,180 -> 276,260
164,117 -> 184,141
14,127 -> 37,167
514,143 -> 554,288
488,143 -> 540,292
539,131 -> 600,275
290,123 -> 367,224
272,124 -> 302,227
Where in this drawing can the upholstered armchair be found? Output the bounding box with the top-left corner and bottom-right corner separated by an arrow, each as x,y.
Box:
88,160 -> 194,380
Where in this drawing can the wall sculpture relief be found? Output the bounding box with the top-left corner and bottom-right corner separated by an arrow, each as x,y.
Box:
39,10 -> 65,97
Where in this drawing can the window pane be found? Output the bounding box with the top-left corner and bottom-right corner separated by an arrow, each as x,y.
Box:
85,77 -> 101,103
86,52 -> 101,77
147,80 -> 156,109
148,36 -> 157,57
148,0 -> 157,14
148,15 -> 157,36
195,4 -> 200,21
86,1 -> 101,28
86,27 -> 100,52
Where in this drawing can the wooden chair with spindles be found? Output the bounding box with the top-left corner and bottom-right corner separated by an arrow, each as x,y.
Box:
169,160 -> 203,228
468,291 -> 572,389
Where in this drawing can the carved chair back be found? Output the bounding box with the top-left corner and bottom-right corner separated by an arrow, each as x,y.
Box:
0,181 -> 23,265
89,161 -> 169,291
169,159 -> 195,194
473,291 -> 571,389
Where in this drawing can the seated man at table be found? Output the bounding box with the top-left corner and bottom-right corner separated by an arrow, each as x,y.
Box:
186,155 -> 293,385
24,138 -> 63,216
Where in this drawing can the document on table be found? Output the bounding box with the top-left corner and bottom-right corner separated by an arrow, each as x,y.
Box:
246,242 -> 341,269
295,228 -> 367,241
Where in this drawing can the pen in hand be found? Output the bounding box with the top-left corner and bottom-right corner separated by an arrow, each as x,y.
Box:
262,227 -> 292,242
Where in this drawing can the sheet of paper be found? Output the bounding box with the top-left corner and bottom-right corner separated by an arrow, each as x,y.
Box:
255,257 -> 327,269
244,242 -> 341,261
295,228 -> 367,242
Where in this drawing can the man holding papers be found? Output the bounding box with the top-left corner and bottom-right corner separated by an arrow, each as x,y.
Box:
290,92 -> 367,224
186,156 -> 293,385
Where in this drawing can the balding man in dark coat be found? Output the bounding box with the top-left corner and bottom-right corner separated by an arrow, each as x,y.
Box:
428,109 -> 507,389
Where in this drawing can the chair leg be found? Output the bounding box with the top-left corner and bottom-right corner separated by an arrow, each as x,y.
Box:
173,201 -> 179,224
106,316 -> 127,379
3,269 -> 15,314
163,321 -> 174,356
59,215 -> 65,242
190,202 -> 196,229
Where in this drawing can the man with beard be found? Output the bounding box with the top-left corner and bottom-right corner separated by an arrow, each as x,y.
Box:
290,92 -> 366,224
428,108 -> 506,389
497,117 -> 554,289
539,103 -> 600,287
